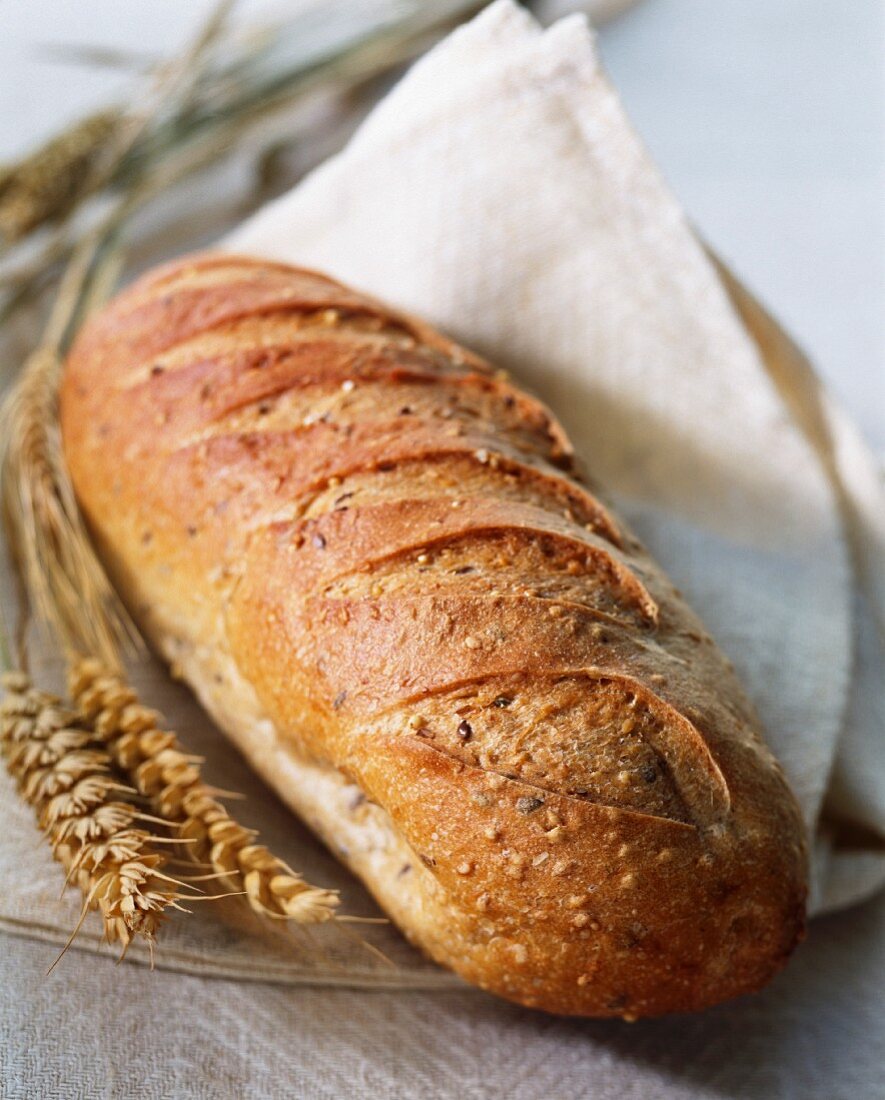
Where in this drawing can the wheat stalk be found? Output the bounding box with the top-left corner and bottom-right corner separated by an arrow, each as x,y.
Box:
0,2 -> 466,965
70,658 -> 339,925
0,346 -> 138,668
0,1 -> 357,973
0,2 -> 240,665
0,670 -> 189,959
0,1 -> 487,329
0,0 -> 233,254
0,110 -> 122,247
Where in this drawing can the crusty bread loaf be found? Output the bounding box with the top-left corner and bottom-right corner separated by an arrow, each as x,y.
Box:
60,253 -> 807,1017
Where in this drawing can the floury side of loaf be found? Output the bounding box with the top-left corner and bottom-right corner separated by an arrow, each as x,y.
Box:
61,253 -> 807,1017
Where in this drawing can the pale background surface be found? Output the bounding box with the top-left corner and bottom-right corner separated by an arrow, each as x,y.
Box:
1,0 -> 882,453
0,4 -> 882,1099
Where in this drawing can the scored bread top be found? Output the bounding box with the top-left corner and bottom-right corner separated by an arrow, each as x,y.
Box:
61,253 -> 807,1016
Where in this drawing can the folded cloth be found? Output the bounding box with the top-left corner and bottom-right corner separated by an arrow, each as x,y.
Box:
226,0 -> 884,915
1,0 -> 882,986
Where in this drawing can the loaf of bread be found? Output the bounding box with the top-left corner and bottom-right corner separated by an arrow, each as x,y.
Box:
61,253 -> 807,1017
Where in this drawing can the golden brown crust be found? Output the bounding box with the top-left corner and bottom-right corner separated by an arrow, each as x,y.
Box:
61,252 -> 807,1017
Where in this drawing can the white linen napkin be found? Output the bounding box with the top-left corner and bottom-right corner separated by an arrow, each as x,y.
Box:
226,0 -> 884,915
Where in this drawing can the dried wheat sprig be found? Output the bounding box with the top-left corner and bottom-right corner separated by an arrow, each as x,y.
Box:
0,111 -> 121,246
70,658 -> 340,925
0,175 -> 165,669
0,0 -> 234,344
0,345 -> 139,667
0,670 -> 189,957
0,3 -> 246,666
0,0 -> 233,259
0,0 -> 486,325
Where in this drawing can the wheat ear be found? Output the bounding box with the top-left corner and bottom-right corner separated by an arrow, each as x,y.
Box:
0,110 -> 121,247
0,670 -> 188,956
69,658 -> 339,924
0,343 -> 140,671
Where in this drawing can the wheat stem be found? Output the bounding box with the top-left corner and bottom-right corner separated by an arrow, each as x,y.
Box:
0,570 -> 12,671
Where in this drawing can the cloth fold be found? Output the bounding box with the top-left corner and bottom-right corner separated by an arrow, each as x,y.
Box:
1,0 -> 882,985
